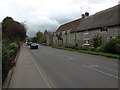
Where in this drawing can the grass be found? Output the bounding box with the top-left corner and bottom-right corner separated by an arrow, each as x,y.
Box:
52,45 -> 120,59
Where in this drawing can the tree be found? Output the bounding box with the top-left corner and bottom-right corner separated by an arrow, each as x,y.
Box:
32,37 -> 37,43
2,17 -> 14,38
43,30 -> 48,43
36,31 -> 44,43
5,21 -> 26,41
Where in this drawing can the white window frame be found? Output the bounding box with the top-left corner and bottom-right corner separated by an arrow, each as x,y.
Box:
83,38 -> 90,45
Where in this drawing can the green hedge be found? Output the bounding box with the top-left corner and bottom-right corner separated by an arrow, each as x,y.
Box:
2,46 -> 10,84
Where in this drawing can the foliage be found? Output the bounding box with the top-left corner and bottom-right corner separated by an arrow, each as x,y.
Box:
2,17 -> 14,34
36,30 -> 48,44
81,46 -> 89,50
32,37 -> 37,43
36,31 -> 44,43
96,45 -> 105,52
5,21 -> 26,41
2,16 -> 25,84
52,45 -> 120,59
9,43 -> 18,50
2,17 -> 26,42
43,30 -> 48,43
104,38 -> 120,54
2,46 -> 10,83
93,35 -> 102,48
88,47 -> 96,51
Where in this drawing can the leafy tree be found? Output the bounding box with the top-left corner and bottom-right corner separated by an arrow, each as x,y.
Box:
5,21 -> 26,41
2,17 -> 14,34
36,31 -> 44,43
43,30 -> 48,43
35,30 -> 48,44
32,37 -> 37,43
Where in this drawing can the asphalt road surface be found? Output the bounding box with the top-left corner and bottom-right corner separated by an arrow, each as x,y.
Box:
9,44 -> 119,88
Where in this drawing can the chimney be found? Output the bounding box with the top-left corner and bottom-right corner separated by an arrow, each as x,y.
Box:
85,12 -> 89,17
81,14 -> 85,19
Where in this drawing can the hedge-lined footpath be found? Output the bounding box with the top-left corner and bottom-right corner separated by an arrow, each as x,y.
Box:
52,45 -> 120,59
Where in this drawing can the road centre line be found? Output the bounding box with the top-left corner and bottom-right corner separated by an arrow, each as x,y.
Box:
82,64 -> 120,79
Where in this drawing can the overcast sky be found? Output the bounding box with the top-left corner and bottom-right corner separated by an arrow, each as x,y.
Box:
0,0 -> 119,36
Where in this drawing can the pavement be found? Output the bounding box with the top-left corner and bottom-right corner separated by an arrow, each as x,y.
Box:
8,44 -> 119,88
9,45 -> 49,88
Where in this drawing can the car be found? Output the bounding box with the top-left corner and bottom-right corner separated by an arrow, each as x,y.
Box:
30,43 -> 38,49
26,42 -> 32,46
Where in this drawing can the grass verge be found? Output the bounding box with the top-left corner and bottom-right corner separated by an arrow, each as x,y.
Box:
52,45 -> 120,59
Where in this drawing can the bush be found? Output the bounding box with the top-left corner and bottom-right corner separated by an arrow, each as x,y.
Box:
88,47 -> 96,51
104,39 -> 117,53
2,46 -> 10,84
93,35 -> 102,48
9,43 -> 18,50
96,45 -> 105,52
115,38 -> 120,54
116,43 -> 120,54
104,38 -> 120,54
81,46 -> 89,50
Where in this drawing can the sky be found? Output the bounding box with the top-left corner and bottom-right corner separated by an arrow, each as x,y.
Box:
0,0 -> 119,37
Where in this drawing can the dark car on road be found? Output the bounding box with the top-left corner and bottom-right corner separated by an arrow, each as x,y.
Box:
30,43 -> 38,49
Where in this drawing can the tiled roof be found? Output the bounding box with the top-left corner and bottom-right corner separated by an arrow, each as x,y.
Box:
56,19 -> 81,33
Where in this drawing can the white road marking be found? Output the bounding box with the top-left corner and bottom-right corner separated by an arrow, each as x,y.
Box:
56,54 -> 74,60
31,57 -> 52,88
89,63 -> 119,73
82,64 -> 120,79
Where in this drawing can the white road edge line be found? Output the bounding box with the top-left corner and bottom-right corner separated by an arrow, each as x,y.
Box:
82,65 -> 120,79
31,59 -> 52,88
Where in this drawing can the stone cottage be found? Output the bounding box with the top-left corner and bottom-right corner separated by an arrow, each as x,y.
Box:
53,19 -> 81,46
75,4 -> 120,47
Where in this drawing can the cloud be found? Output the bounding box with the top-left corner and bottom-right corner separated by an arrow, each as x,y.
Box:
0,0 -> 119,37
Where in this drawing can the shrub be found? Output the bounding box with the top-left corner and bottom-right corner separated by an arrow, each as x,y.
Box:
9,43 -> 18,50
81,46 -> 89,50
96,45 -> 105,52
116,43 -> 120,54
104,38 -> 120,54
88,47 -> 96,51
104,39 -> 117,53
2,46 -> 10,84
115,38 -> 120,54
93,35 -> 102,48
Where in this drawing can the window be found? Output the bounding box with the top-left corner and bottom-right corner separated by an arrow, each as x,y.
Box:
83,38 -> 90,45
84,32 -> 89,35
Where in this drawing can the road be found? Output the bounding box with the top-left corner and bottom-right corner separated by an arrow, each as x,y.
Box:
9,44 -> 119,88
